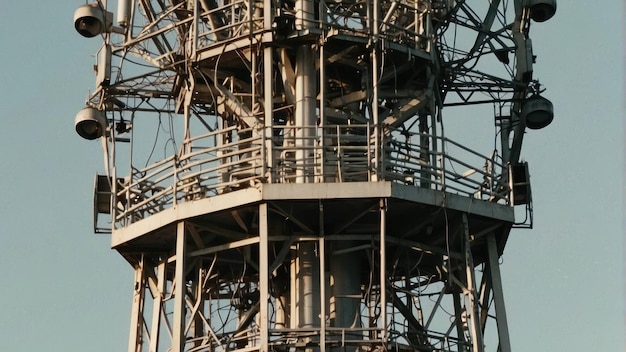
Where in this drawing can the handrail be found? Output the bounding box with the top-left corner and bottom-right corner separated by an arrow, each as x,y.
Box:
112,124 -> 511,229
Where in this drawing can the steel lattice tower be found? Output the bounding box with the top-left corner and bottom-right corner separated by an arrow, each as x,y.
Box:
73,0 -> 555,351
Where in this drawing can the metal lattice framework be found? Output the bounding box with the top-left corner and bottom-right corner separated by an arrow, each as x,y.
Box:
74,0 -> 554,351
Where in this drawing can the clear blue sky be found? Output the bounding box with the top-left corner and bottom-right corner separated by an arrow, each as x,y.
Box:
0,2 -> 623,351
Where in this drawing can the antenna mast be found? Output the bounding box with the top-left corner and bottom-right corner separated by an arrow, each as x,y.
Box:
73,0 -> 556,351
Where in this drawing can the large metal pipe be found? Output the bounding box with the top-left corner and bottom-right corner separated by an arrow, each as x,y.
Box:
293,0 -> 320,332
295,0 -> 315,30
297,242 -> 320,328
293,0 -> 316,182
330,241 -> 362,330
294,45 -> 316,183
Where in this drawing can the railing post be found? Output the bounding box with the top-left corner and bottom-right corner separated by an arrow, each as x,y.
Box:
173,155 -> 178,207
336,125 -> 342,183
440,138 -> 446,192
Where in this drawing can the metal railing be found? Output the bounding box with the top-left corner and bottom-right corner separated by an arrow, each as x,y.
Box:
189,0 -> 431,54
112,124 -> 510,229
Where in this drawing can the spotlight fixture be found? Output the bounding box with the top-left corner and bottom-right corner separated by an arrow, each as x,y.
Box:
524,0 -> 557,22
74,2 -> 123,38
75,107 -> 107,140
521,95 -> 554,130
74,3 -> 108,38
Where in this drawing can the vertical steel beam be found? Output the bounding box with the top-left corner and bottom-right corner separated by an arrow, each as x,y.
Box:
319,237 -> 327,352
486,233 -> 511,352
192,0 -> 198,59
172,221 -> 187,352
371,0 -> 381,180
262,0 -> 273,183
149,259 -> 167,352
128,257 -> 146,352
318,201 -> 327,351
478,268 -> 493,334
452,288 -> 466,351
462,214 -> 484,352
263,47 -> 274,183
318,42 -> 326,182
259,203 -> 270,352
291,248 -> 298,329
379,199 -> 387,342
192,263 -> 205,349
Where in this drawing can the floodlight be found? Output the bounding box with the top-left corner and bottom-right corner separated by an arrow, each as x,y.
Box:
74,3 -> 107,37
75,107 -> 107,140
74,2 -> 124,37
525,0 -> 557,22
521,95 -> 554,130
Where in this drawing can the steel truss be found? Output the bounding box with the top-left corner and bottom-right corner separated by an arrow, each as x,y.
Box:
74,0 -> 552,351
121,196 -> 513,352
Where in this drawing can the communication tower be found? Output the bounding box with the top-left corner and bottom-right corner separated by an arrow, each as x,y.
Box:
73,0 -> 556,351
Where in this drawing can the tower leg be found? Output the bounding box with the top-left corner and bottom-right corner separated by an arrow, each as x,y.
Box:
149,259 -> 166,352
486,233 -> 511,352
128,258 -> 146,352
463,214 -> 484,352
172,221 -> 187,352
259,203 -> 270,352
